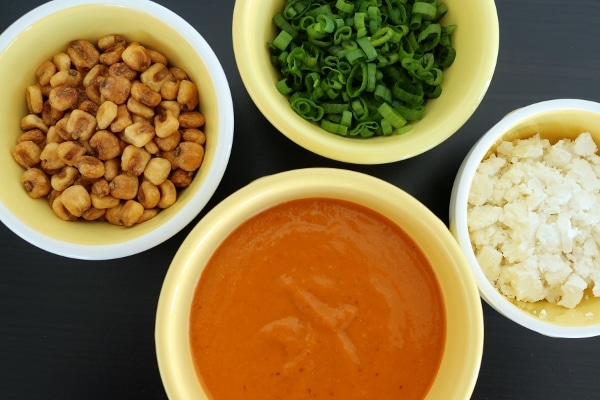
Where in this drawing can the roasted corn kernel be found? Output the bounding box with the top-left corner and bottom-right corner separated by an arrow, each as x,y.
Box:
21,168 -> 51,199
67,39 -> 100,72
60,184 -> 91,217
11,141 -> 41,169
51,166 -> 79,192
26,85 -> 44,114
121,145 -> 151,176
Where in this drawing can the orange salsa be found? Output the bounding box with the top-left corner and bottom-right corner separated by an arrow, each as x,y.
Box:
189,198 -> 446,399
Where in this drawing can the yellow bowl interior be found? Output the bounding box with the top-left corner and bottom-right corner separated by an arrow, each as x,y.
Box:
232,0 -> 499,163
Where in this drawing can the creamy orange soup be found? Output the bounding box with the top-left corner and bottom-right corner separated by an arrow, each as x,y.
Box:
189,198 -> 446,399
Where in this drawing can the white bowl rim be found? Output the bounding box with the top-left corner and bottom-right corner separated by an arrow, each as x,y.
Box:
0,0 -> 234,260
450,98 -> 600,338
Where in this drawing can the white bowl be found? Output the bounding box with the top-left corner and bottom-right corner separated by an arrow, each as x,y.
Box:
0,0 -> 233,259
450,99 -> 600,338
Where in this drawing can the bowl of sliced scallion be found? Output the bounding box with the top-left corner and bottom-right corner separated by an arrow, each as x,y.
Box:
233,0 -> 499,164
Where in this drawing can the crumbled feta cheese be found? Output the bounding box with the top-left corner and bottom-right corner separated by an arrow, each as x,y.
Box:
468,132 -> 600,309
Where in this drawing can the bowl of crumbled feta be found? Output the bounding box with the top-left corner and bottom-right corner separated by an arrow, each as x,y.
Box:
450,99 -> 600,338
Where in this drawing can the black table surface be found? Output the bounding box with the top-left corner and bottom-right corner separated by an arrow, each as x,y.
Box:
2,0 -> 600,399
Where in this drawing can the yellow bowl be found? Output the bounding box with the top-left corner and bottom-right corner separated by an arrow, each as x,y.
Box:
232,0 -> 499,164
450,99 -> 600,337
155,168 -> 483,399
0,0 -> 233,259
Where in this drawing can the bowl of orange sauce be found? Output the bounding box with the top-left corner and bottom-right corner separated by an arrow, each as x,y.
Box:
155,168 -> 483,399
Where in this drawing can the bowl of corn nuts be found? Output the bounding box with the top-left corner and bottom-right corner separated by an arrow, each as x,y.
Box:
0,0 -> 233,259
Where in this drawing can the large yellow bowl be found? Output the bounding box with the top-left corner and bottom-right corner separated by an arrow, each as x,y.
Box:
232,0 -> 499,164
0,0 -> 233,259
450,99 -> 600,338
155,168 -> 483,399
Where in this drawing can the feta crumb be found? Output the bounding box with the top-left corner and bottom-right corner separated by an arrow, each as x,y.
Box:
468,132 -> 600,309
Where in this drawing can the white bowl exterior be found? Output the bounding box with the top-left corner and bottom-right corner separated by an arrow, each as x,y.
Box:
0,0 -> 233,259
450,99 -> 600,338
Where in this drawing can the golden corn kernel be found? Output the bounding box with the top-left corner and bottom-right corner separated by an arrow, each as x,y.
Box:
126,97 -> 155,120
122,120 -> 155,148
83,64 -> 107,87
96,100 -> 118,130
41,101 -> 65,127
104,203 -> 124,225
100,75 -> 131,105
146,49 -> 168,65
57,140 -> 86,166
66,109 -> 97,141
50,165 -> 79,191
60,184 -> 91,217
75,155 -> 105,179
48,84 -> 80,111
158,179 -> 177,209
136,208 -> 159,224
174,141 -> 204,172
21,113 -> 49,133
108,62 -> 138,81
36,60 -> 57,86
78,99 -> 99,116
53,52 -> 72,72
121,44 -> 151,72
143,157 -> 171,185
81,207 -> 106,221
144,140 -> 160,155
160,79 -> 179,100
109,173 -> 139,200
178,111 -> 205,129
11,141 -> 41,169
99,44 -> 125,66
40,142 -> 66,173
157,100 -> 181,117
51,195 -> 77,221
89,130 -> 121,160
26,85 -> 44,114
85,80 -> 103,105
154,109 -> 180,139
110,104 -> 133,133
155,129 -> 181,152
181,128 -> 206,145
120,200 -> 145,227
140,62 -> 172,92
131,81 -> 162,108
21,168 -> 51,199
177,80 -> 199,111
121,145 -> 151,176
91,178 -> 111,197
90,192 -> 121,209
53,117 -> 72,142
98,34 -> 127,51
49,69 -> 82,88
170,67 -> 188,81
18,129 -> 46,148
170,168 -> 195,188
67,39 -> 100,72
104,159 -> 120,181
137,180 -> 161,209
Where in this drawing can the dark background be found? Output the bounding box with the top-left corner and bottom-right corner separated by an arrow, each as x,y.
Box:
2,0 -> 600,399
